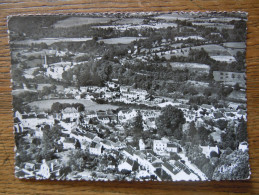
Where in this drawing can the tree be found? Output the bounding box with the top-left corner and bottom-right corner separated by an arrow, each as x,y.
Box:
236,117 -> 247,143
212,150 -> 250,180
156,105 -> 185,137
132,111 -> 144,138
41,125 -> 62,160
51,102 -> 63,113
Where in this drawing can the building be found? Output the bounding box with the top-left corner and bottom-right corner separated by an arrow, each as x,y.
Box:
89,142 -> 103,155
199,145 -> 219,158
15,111 -> 54,129
63,137 -> 76,150
139,139 -> 145,150
62,107 -> 80,121
161,161 -> 198,181
213,71 -> 246,87
118,158 -> 139,172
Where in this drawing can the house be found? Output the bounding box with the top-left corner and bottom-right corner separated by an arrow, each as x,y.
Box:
200,145 -> 219,158
15,111 -> 54,129
45,61 -> 72,81
118,158 -> 139,172
85,110 -> 97,118
213,71 -> 246,87
97,116 -> 110,124
161,161 -> 198,181
106,81 -> 118,89
239,142 -> 248,152
123,146 -> 136,160
136,170 -> 151,180
85,132 -> 98,143
101,140 -> 116,150
89,142 -> 103,155
133,151 -> 161,175
153,138 -> 169,155
105,91 -> 114,99
166,142 -> 178,153
24,162 -> 35,171
118,109 -> 138,123
120,86 -> 129,93
63,137 -> 76,150
36,159 -> 60,179
13,117 -> 23,133
139,139 -> 145,150
62,107 -> 80,121
36,160 -> 51,179
60,120 -> 77,132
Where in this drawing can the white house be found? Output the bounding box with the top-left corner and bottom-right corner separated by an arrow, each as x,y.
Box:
238,142 -> 248,152
101,140 -> 116,150
118,109 -> 138,123
153,138 -> 169,155
161,161 -> 199,181
166,142 -> 178,153
63,138 -> 76,150
120,86 -> 129,93
13,117 -> 23,133
15,111 -> 54,129
62,107 -> 80,121
118,158 -> 138,172
200,145 -> 219,158
37,160 -> 51,179
89,142 -> 102,155
139,139 -> 145,150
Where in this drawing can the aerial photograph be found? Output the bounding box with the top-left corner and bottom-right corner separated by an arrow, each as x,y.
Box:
8,12 -> 250,181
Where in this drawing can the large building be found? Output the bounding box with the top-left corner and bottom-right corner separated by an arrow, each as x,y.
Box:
213,71 -> 246,87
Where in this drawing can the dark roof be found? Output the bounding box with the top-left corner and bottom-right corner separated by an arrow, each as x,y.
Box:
124,146 -> 135,156
63,137 -> 76,144
163,162 -> 181,175
14,117 -> 21,123
174,161 -> 191,175
167,142 -> 178,148
90,142 -> 98,148
37,114 -> 47,119
155,168 -> 171,181
126,158 -> 139,171
85,132 -> 96,139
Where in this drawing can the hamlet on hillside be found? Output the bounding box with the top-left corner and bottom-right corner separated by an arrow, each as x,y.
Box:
8,12 -> 250,181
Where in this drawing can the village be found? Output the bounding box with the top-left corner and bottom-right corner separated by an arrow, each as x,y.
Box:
10,12 -> 249,181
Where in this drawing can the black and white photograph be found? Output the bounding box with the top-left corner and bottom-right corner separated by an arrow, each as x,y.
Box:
8,12 -> 250,181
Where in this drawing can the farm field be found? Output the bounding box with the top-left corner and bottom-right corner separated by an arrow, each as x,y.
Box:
13,37 -> 93,45
53,17 -> 115,28
98,37 -> 147,44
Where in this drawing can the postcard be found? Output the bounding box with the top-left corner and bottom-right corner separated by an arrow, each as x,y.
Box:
8,12 -> 250,181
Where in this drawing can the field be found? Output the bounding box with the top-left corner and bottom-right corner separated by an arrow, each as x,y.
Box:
114,18 -> 144,24
98,37 -> 147,44
53,17 -> 114,28
13,37 -> 92,45
169,62 -> 210,71
28,99 -> 119,111
210,55 -> 236,63
223,42 -> 246,49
